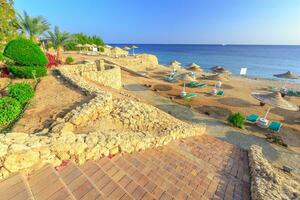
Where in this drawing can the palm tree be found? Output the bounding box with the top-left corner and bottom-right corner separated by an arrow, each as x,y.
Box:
17,11 -> 50,42
46,26 -> 73,62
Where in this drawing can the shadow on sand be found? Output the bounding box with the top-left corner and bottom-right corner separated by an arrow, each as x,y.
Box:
218,97 -> 254,107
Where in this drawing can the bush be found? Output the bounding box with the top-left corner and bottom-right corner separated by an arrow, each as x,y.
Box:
65,56 -> 74,64
0,52 -> 3,61
0,97 -> 22,127
227,112 -> 245,128
46,52 -> 57,68
8,83 -> 34,105
3,38 -> 48,66
8,65 -> 47,79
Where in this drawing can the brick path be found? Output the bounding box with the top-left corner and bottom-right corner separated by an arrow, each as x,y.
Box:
0,135 -> 250,200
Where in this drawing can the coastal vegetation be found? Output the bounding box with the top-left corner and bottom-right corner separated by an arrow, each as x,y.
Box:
16,11 -> 50,43
0,0 -> 18,51
0,0 -> 105,64
0,97 -> 21,127
227,112 -> 245,128
65,56 -> 74,64
46,26 -> 73,62
4,38 -> 48,78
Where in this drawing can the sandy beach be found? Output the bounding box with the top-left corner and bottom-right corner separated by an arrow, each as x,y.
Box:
59,52 -> 300,154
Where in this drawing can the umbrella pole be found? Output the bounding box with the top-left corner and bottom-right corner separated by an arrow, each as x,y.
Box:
183,82 -> 186,92
264,107 -> 271,119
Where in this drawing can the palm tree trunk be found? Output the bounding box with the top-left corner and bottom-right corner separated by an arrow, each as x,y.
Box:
56,47 -> 62,63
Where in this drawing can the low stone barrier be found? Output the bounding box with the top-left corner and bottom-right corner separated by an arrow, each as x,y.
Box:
249,145 -> 300,200
61,60 -> 122,89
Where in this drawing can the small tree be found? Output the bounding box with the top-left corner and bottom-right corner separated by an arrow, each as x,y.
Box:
46,26 -> 73,62
227,113 -> 245,128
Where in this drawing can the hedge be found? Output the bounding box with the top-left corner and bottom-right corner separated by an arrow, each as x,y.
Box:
8,65 -> 47,79
8,83 -> 34,105
0,97 -> 22,127
3,38 -> 48,66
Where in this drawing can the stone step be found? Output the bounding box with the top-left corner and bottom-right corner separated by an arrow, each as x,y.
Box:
27,164 -> 76,200
58,162 -> 103,200
79,160 -> 133,200
0,173 -> 34,200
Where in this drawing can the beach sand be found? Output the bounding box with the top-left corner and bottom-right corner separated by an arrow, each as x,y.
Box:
61,51 -> 300,154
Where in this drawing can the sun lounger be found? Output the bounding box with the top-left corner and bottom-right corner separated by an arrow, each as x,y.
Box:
285,89 -> 300,96
246,114 -> 259,123
183,93 -> 197,99
187,81 -> 207,88
268,121 -> 282,132
216,90 -> 224,96
164,76 -> 177,82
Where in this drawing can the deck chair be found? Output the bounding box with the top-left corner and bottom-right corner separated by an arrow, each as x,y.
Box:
187,81 -> 207,88
246,114 -> 259,123
216,90 -> 224,96
268,121 -> 282,132
164,76 -> 177,82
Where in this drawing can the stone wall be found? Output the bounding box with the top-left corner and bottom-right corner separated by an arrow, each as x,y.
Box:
62,60 -> 122,89
0,61 -> 206,180
249,145 -> 300,200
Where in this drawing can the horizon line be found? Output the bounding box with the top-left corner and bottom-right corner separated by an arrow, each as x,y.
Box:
108,43 -> 300,46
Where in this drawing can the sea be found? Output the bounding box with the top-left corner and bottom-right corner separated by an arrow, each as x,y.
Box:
114,44 -> 300,83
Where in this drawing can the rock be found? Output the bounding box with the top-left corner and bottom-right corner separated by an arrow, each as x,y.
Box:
0,144 -> 8,157
8,144 -> 29,152
41,128 -> 49,134
60,122 -> 74,133
109,146 -> 119,156
4,132 -> 28,144
4,150 -> 40,173
282,165 -> 293,173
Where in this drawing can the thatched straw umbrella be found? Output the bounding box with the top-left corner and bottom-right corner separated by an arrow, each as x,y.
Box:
169,60 -> 182,71
179,74 -> 195,95
76,44 -> 83,51
211,66 -> 231,74
105,44 -> 113,48
123,46 -> 131,51
251,92 -> 299,119
131,45 -> 138,55
83,44 -> 91,51
274,71 -> 299,79
187,63 -> 203,72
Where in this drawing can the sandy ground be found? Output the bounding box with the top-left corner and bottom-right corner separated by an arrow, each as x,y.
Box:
120,69 -> 300,153
59,51 -> 300,154
12,72 -> 90,133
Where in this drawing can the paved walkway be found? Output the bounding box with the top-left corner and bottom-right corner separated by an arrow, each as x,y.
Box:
0,135 -> 250,200
124,83 -> 300,175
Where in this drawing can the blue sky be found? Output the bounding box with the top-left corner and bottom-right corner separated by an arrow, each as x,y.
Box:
14,0 -> 300,44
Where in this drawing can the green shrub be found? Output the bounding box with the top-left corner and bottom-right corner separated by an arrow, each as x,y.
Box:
8,65 -> 47,79
3,38 -> 48,66
227,112 -> 245,128
8,83 -> 34,105
65,56 -> 74,64
0,97 -> 22,127
0,52 -> 3,61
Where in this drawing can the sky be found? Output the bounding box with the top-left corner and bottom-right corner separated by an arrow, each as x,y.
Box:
13,0 -> 300,45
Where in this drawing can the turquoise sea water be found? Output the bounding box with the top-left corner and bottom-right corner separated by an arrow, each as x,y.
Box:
115,44 -> 300,83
